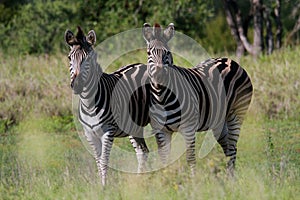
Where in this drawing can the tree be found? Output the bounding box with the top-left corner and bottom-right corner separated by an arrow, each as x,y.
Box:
286,1 -> 300,44
223,0 -> 282,57
0,0 -> 214,54
1,0 -> 78,54
273,0 -> 282,49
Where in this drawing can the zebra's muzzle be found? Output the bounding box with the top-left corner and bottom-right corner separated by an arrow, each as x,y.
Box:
70,68 -> 79,89
70,75 -> 76,88
71,73 -> 84,94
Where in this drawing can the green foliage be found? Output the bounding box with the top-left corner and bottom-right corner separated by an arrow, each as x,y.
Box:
201,13 -> 236,53
0,0 -> 299,54
142,0 -> 214,40
74,0 -> 215,48
0,0 -> 214,54
1,0 -> 78,54
47,115 -> 75,133
0,119 -> 14,134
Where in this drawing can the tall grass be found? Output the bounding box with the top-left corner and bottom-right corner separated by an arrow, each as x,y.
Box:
239,48 -> 300,120
0,53 -> 71,132
0,46 -> 299,199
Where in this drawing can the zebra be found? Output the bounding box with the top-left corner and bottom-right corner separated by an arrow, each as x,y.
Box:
65,27 -> 151,185
142,23 -> 253,175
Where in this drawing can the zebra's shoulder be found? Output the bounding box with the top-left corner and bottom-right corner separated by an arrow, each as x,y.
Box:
114,63 -> 146,75
194,57 -> 238,70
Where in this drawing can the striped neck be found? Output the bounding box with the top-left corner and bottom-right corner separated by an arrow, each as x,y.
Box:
79,51 -> 104,108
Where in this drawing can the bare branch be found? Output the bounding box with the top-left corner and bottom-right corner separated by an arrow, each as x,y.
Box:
287,16 -> 300,44
133,0 -> 144,26
235,7 -> 255,54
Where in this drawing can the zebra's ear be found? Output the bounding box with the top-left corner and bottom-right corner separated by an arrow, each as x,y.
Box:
65,30 -> 76,46
142,23 -> 153,43
86,30 -> 96,46
163,23 -> 175,42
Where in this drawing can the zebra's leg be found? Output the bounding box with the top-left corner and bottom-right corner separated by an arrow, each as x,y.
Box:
213,122 -> 229,156
214,115 -> 241,176
225,114 -> 241,176
84,130 -> 104,184
213,123 -> 229,173
129,135 -> 149,173
183,132 -> 196,176
155,131 -> 172,166
99,132 -> 114,186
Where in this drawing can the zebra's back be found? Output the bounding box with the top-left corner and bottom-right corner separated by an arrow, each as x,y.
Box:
158,57 -> 253,132
193,57 -> 253,122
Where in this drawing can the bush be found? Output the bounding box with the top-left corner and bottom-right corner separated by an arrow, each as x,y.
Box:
0,0 -> 214,55
2,0 -> 77,54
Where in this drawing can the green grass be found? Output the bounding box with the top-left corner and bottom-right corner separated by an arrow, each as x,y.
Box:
0,47 -> 299,199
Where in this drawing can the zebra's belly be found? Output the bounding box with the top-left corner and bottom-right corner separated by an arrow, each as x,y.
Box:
150,109 -> 200,133
79,112 -> 145,138
149,103 -> 225,134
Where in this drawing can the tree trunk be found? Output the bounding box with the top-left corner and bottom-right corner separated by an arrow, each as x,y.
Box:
252,0 -> 264,56
264,7 -> 273,54
223,0 -> 245,57
235,6 -> 254,54
287,16 -> 300,44
273,0 -> 282,49
223,0 -> 264,57
287,3 -> 300,45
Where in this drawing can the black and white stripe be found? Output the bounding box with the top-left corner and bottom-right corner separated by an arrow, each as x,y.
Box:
143,23 -> 253,175
65,27 -> 150,185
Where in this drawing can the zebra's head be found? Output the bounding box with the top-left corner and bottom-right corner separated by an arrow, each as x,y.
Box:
65,27 -> 96,94
142,23 -> 175,87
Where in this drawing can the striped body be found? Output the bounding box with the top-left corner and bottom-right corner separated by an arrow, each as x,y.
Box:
150,58 -> 253,133
78,56 -> 150,136
143,23 -> 253,174
65,28 -> 150,185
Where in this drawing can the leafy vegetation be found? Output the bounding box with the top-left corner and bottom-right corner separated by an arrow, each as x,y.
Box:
0,0 -> 214,54
1,0 -> 300,54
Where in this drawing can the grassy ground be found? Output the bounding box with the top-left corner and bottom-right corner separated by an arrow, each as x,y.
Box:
0,47 -> 299,199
